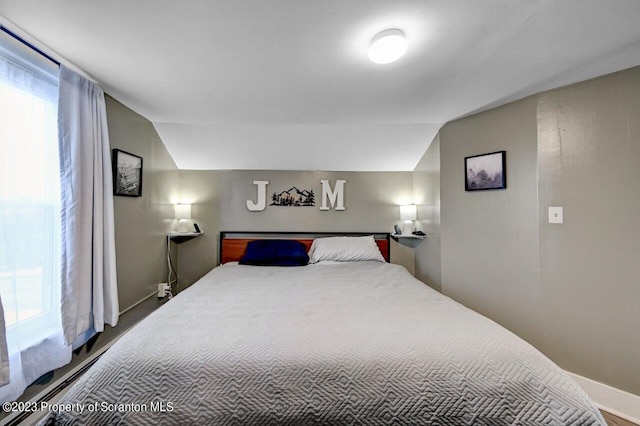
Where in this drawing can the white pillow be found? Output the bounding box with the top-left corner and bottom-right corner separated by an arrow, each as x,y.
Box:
308,236 -> 385,263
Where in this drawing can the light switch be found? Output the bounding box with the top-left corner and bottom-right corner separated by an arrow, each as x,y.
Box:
548,206 -> 563,224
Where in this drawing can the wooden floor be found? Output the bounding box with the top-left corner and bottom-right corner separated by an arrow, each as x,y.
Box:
602,410 -> 639,426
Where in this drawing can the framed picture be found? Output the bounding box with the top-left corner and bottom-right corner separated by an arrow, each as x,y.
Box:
465,151 -> 506,191
112,149 -> 143,197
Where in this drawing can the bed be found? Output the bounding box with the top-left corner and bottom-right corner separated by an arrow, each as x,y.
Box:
40,232 -> 604,425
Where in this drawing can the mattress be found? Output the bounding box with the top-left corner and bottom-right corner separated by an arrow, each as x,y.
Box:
40,262 -> 605,425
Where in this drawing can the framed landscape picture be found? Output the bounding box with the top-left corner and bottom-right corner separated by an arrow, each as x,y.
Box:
112,149 -> 143,197
465,151 -> 506,191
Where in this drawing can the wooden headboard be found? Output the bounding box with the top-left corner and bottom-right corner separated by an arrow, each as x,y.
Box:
219,232 -> 391,264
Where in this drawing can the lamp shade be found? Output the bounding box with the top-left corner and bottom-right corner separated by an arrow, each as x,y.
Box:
174,204 -> 192,220
399,204 -> 417,221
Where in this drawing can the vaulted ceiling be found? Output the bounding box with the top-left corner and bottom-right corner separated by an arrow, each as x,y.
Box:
1,0 -> 640,170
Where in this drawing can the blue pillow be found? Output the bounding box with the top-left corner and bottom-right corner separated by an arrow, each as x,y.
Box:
239,240 -> 309,266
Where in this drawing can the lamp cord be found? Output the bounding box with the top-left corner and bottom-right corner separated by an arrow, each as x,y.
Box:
166,235 -> 177,298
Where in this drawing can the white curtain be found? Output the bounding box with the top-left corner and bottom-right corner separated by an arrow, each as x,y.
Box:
0,296 -> 9,386
58,65 -> 119,346
0,47 -> 72,402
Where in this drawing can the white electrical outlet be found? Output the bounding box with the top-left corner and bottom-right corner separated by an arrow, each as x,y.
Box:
157,283 -> 170,297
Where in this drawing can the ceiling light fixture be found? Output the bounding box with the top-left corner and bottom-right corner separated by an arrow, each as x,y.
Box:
368,29 -> 407,64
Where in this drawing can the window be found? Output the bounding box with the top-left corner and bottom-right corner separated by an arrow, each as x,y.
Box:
0,30 -> 70,402
0,68 -> 60,343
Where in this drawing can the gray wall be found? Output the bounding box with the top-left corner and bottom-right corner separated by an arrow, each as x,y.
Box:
413,134 -> 441,292
440,96 -> 541,343
422,67 -> 640,395
106,96 -> 180,310
175,170 -> 415,288
536,68 -> 640,394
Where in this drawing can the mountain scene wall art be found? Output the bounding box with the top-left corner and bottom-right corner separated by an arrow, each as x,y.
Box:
270,187 -> 316,206
465,151 -> 506,191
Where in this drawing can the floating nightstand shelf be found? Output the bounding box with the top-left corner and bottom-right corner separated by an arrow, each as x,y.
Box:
391,233 -> 426,241
168,232 -> 203,244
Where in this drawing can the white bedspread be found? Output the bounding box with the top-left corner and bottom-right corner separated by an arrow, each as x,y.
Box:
41,262 -> 604,425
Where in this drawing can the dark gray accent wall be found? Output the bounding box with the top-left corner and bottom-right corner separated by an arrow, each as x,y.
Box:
106,96 -> 179,310
417,66 -> 640,395
175,170 -> 415,288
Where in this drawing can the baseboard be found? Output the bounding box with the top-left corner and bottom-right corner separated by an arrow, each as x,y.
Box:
120,290 -> 157,315
567,371 -> 640,424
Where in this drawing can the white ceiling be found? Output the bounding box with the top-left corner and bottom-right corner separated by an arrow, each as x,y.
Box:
1,0 -> 640,171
